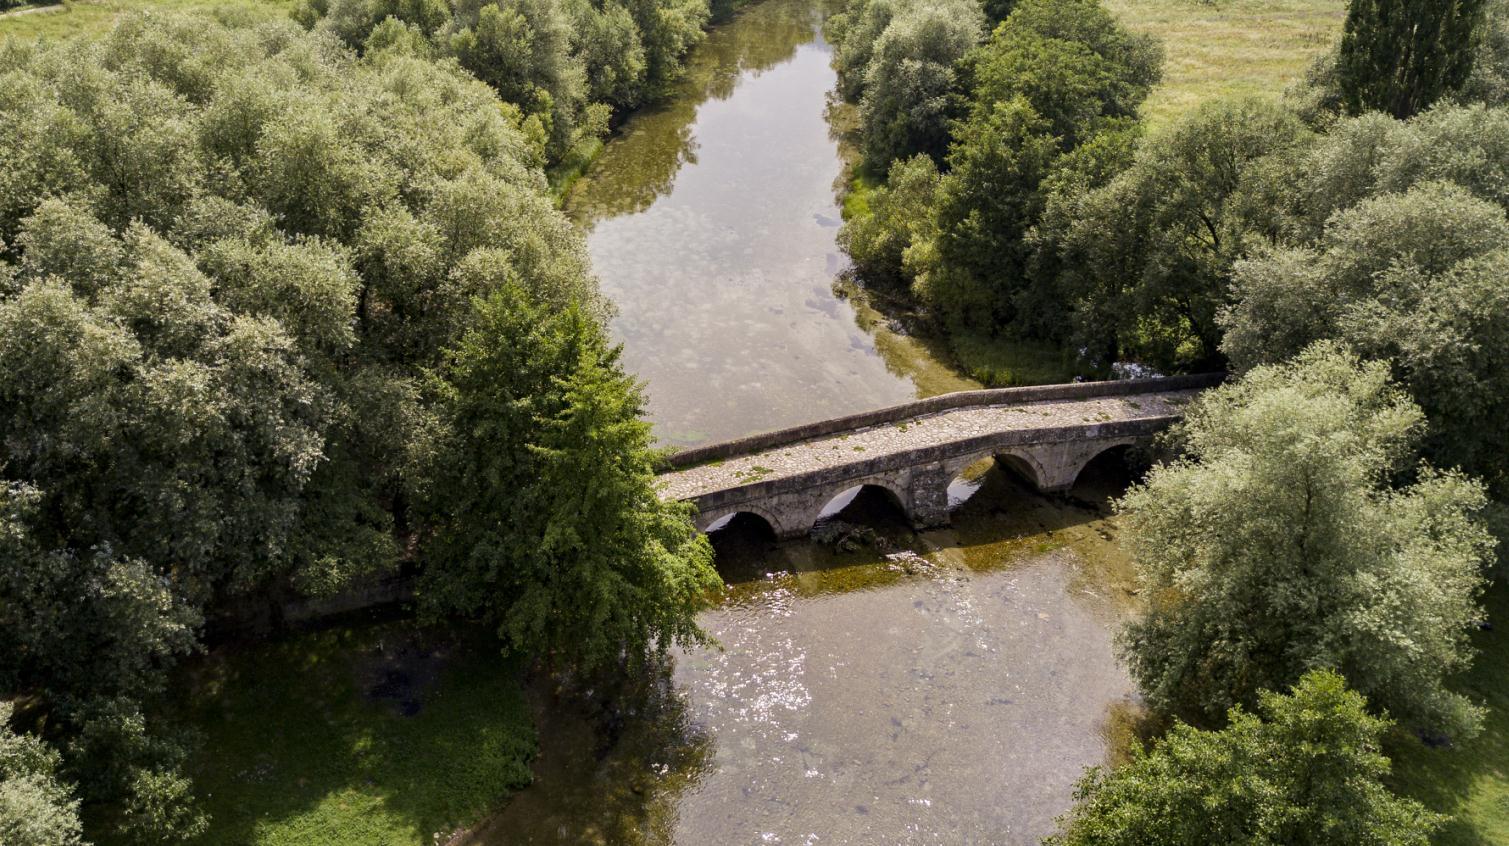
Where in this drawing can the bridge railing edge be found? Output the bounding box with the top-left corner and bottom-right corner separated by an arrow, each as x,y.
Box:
659,373 -> 1226,471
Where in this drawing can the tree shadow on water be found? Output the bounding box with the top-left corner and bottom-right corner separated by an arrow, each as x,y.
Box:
463,658 -> 715,846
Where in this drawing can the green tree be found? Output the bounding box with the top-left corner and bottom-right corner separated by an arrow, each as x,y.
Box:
856,0 -> 983,169
447,0 -> 590,158
420,284 -> 720,672
912,96 -> 1059,332
1222,181 -> 1509,492
830,0 -> 899,100
906,0 -> 1159,340
838,153 -> 940,292
0,15 -> 617,840
0,704 -> 85,846
1464,0 -> 1509,104
1118,344 -> 1494,737
1049,671 -> 1442,846
1338,0 -> 1487,117
1049,99 -> 1309,370
1262,105 -> 1509,242
622,0 -> 710,99
970,0 -> 1160,147
570,0 -> 649,107
1024,117 -> 1142,340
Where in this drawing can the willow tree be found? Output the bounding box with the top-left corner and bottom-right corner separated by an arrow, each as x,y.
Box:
1338,0 -> 1487,117
1118,344 -> 1494,738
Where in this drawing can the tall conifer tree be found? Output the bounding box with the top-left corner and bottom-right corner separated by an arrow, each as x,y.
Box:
1339,0 -> 1487,117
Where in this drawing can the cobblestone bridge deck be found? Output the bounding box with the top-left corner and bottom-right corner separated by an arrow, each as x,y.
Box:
657,374 -> 1221,539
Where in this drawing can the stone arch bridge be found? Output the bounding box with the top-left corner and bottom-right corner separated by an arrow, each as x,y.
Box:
657,374 -> 1222,540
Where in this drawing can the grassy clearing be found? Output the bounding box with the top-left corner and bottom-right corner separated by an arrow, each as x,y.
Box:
0,0 -> 293,41
1105,0 -> 1346,129
1389,580 -> 1509,846
171,622 -> 534,846
949,330 -> 1084,386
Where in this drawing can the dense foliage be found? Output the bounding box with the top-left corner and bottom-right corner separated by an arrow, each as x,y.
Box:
831,0 -> 983,170
418,284 -> 720,671
1338,0 -> 1487,118
1036,45 -> 1509,492
1043,99 -> 1309,370
1225,181 -> 1509,493
295,0 -> 723,161
832,0 -> 1159,343
0,703 -> 84,846
1049,671 -> 1442,846
0,12 -> 715,842
1118,345 -> 1494,737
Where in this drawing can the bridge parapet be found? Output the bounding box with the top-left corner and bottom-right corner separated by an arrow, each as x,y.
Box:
659,375 -> 1222,541
661,373 -> 1223,471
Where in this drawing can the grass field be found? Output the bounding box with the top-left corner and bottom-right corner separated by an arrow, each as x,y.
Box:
1389,580 -> 1509,846
1105,0 -> 1347,128
170,622 -> 535,846
0,0 -> 292,40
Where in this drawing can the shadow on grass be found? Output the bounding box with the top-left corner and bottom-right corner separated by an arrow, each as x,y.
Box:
175,622 -> 534,846
948,330 -> 1087,388
1389,581 -> 1509,846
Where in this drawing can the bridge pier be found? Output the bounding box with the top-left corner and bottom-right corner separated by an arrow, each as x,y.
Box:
906,463 -> 952,532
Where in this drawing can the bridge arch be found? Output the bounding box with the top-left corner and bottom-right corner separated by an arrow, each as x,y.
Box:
698,503 -> 787,538
944,449 -> 1051,493
1066,438 -> 1142,493
810,477 -> 910,531
662,376 -> 1215,543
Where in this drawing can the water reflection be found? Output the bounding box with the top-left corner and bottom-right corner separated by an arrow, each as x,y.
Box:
468,462 -> 1141,845
566,0 -> 976,448
566,0 -> 829,224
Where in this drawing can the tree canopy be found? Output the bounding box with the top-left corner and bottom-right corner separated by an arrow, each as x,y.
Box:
1049,671 -> 1443,846
1118,344 -> 1494,737
853,0 -> 983,169
1224,147 -> 1509,494
295,0 -> 718,160
0,12 -> 714,842
418,284 -> 718,672
0,703 -> 84,846
1338,0 -> 1487,118
1044,98 -> 1309,370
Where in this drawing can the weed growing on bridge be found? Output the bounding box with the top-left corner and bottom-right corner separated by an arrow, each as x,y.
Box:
733,465 -> 775,483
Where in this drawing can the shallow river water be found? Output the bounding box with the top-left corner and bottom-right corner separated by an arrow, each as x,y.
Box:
468,1 -> 1140,842
564,0 -> 976,447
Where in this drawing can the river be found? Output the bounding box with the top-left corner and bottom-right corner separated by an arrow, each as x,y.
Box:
467,1 -> 1140,842
563,0 -> 977,448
